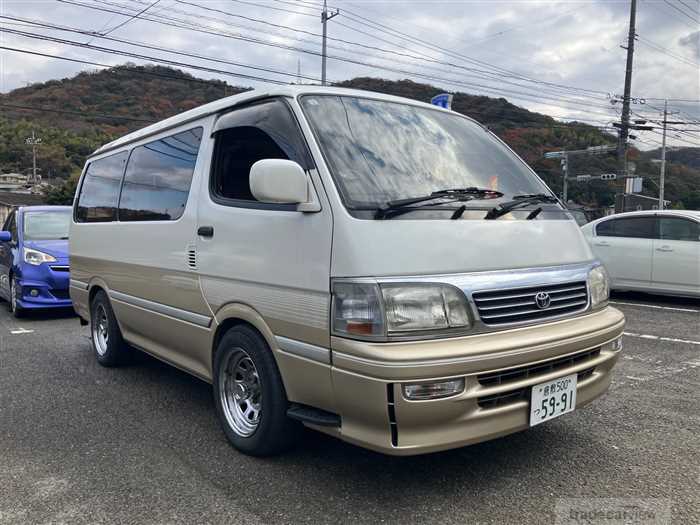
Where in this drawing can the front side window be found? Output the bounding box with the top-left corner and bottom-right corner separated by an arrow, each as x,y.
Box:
300,95 -> 554,218
210,98 -> 313,204
119,128 -> 203,221
3,212 -> 17,242
76,152 -> 128,222
23,210 -> 71,240
597,216 -> 655,239
659,217 -> 700,242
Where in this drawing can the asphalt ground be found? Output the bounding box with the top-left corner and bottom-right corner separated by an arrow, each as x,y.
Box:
0,292 -> 698,524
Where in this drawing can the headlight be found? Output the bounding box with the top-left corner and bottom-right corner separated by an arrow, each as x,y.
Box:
381,284 -> 470,333
588,265 -> 609,309
23,247 -> 56,266
331,281 -> 471,339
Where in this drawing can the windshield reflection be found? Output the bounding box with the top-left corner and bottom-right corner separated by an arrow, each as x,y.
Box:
300,95 -> 549,210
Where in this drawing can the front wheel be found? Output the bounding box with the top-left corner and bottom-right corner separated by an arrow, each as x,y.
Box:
9,278 -> 24,318
213,325 -> 300,456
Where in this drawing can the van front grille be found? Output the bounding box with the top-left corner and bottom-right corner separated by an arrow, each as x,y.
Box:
472,281 -> 588,325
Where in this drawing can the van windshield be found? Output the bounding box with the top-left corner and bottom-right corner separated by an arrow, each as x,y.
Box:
300,95 -> 556,218
23,210 -> 71,240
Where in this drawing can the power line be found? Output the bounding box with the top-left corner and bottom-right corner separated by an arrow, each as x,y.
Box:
168,0 -> 610,103
230,0 -> 316,17
637,35 -> 700,69
663,0 -> 700,23
183,0 -> 620,107
101,0 -> 161,36
0,26 -> 298,85
1,15 -> 324,83
320,2 -> 611,97
0,45 -> 240,91
37,5 -> 619,115
678,0 -> 700,15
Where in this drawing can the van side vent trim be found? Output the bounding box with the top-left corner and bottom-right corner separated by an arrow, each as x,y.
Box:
387,383 -> 398,447
186,245 -> 197,270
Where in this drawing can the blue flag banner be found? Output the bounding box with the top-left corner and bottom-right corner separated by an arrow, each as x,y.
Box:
430,93 -> 453,109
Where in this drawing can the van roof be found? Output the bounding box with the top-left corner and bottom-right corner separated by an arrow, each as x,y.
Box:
92,85 -> 464,157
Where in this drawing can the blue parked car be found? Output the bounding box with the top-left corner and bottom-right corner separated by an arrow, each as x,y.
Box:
0,205 -> 72,317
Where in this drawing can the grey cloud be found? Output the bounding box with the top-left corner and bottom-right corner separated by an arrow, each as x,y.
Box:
679,31 -> 699,60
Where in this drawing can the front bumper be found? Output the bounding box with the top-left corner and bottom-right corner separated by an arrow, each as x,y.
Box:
16,262 -> 72,309
322,306 -> 625,455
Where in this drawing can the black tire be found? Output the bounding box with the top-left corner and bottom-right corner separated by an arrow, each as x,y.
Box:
213,325 -> 300,456
90,290 -> 131,367
9,277 -> 25,318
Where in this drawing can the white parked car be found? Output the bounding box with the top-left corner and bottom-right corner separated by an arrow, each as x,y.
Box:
582,210 -> 700,298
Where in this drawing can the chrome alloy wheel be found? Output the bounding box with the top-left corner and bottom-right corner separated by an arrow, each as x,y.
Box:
92,304 -> 109,357
219,348 -> 262,437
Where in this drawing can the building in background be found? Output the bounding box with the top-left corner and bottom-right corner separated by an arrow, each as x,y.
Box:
0,192 -> 46,225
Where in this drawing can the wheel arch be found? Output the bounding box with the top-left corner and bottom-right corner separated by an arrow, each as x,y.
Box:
212,303 -> 279,367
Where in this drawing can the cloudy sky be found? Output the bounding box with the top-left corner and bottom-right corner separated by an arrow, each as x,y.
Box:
1,0 -> 698,149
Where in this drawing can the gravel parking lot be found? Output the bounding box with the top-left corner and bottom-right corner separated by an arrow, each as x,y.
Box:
0,293 -> 698,524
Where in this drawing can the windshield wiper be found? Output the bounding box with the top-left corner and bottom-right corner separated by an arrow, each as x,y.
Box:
483,193 -> 560,220
375,187 -> 503,219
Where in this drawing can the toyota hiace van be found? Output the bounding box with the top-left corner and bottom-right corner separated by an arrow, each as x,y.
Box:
70,86 -> 624,456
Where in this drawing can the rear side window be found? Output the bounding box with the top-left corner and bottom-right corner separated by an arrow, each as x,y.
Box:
76,152 -> 128,222
659,217 -> 700,242
596,216 -> 656,239
119,128 -> 203,221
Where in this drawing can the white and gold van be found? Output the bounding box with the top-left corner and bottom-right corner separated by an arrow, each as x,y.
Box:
70,87 -> 624,456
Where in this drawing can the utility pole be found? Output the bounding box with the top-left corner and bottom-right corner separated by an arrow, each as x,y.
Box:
25,130 -> 42,186
562,153 -> 569,203
659,99 -> 668,210
321,0 -> 339,86
617,0 -> 637,177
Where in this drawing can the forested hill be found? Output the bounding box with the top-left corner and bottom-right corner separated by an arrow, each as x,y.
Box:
1,64 -> 698,209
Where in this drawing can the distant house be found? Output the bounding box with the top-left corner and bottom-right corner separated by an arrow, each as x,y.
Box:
0,191 -> 46,225
615,193 -> 671,213
0,173 -> 30,191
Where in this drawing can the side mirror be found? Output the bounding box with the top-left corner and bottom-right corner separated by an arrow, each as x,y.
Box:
0,231 -> 11,242
250,159 -> 320,212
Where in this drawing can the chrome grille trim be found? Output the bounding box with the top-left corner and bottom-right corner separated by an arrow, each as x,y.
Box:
477,348 -> 601,387
473,281 -> 589,326
476,347 -> 601,409
373,262 -> 600,336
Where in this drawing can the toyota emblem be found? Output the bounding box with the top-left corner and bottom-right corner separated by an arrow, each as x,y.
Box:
534,292 -> 551,309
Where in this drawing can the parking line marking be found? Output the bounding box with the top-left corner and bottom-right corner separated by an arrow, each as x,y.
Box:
610,301 -> 700,314
623,331 -> 700,346
10,328 -> 34,334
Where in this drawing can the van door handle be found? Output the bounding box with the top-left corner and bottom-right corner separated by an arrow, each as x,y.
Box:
197,226 -> 214,238
594,241 -> 610,247
656,245 -> 673,252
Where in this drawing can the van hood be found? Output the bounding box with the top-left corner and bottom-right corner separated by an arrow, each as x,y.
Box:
331,219 -> 595,277
24,239 -> 69,259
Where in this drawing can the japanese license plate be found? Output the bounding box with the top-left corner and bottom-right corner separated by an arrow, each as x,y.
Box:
529,374 -> 577,427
